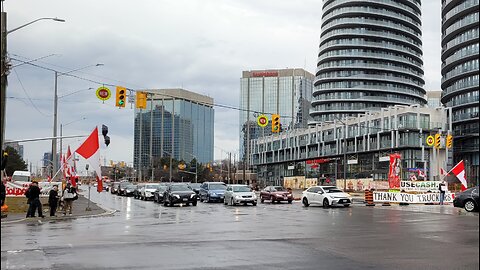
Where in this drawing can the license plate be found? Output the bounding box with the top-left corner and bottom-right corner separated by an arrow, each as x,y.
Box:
183,198 -> 188,201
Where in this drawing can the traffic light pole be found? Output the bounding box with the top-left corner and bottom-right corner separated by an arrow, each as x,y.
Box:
149,93 -> 154,182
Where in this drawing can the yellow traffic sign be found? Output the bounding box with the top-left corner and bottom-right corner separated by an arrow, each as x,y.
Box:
426,135 -> 434,146
96,86 -> 111,101
257,115 -> 269,127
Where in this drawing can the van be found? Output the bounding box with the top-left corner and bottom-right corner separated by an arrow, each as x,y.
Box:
11,171 -> 31,182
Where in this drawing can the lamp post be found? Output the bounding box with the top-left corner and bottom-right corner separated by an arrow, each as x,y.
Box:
1,14 -> 65,184
51,64 -> 103,179
326,118 -> 347,191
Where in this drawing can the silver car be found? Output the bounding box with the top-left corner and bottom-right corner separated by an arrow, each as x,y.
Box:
224,185 -> 257,206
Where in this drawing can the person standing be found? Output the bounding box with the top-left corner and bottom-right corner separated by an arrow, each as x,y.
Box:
26,181 -> 44,218
62,183 -> 77,216
0,179 -> 6,206
439,180 -> 447,205
48,185 -> 59,217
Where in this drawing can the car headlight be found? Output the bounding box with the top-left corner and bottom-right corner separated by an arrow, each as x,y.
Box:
235,195 -> 241,199
173,194 -> 180,198
211,192 -> 217,196
190,194 -> 196,198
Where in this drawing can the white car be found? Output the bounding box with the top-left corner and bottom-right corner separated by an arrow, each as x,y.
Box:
302,186 -> 352,207
140,184 -> 160,200
224,184 -> 257,206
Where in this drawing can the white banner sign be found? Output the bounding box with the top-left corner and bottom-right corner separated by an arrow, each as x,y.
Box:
373,191 -> 454,204
6,181 -> 62,197
400,181 -> 442,192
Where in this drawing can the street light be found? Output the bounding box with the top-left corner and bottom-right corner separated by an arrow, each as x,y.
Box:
51,64 -> 103,178
1,13 -> 65,183
325,118 -> 348,191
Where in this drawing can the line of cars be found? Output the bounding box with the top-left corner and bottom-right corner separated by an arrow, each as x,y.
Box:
109,180 -> 353,209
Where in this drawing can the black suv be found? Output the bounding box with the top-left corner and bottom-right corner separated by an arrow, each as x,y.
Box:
163,183 -> 197,206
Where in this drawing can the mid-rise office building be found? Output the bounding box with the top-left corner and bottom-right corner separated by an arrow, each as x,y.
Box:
441,0 -> 479,185
239,68 -> 315,163
252,105 -> 451,187
312,0 -> 427,123
133,89 -> 214,180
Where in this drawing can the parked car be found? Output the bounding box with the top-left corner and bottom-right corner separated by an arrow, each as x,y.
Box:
153,185 -> 168,203
118,181 -> 132,196
140,184 -> 160,200
124,184 -> 136,197
110,182 -> 121,194
302,186 -> 351,207
188,183 -> 202,196
224,185 -> 257,206
199,182 -> 227,203
133,184 -> 145,199
453,186 -> 479,212
260,186 -> 293,204
163,183 -> 197,206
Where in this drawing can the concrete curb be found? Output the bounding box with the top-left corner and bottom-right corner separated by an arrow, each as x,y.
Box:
0,202 -> 117,225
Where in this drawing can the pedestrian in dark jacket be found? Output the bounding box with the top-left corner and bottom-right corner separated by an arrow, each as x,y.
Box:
48,185 -> 59,217
0,180 -> 6,206
62,183 -> 77,215
26,181 -> 44,218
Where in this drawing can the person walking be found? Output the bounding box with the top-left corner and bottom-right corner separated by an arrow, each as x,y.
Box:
439,180 -> 447,205
25,181 -> 44,218
62,183 -> 77,216
48,185 -> 59,217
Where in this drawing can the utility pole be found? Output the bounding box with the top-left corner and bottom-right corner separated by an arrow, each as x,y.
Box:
139,109 -> 143,182
228,152 -> 231,184
1,12 -> 7,155
149,93 -> 154,182
51,72 -> 58,179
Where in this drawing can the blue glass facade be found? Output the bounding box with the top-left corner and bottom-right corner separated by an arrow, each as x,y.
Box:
133,89 -> 214,174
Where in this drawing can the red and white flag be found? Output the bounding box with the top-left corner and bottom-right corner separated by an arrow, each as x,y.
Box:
449,160 -> 468,191
75,127 -> 103,192
417,169 -> 426,179
440,167 -> 449,177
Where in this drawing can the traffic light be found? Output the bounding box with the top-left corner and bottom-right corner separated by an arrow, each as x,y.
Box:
446,135 -> 453,149
434,133 -> 441,149
271,114 -> 280,133
136,91 -> 147,109
115,86 -> 127,107
1,150 -> 8,170
102,125 -> 110,146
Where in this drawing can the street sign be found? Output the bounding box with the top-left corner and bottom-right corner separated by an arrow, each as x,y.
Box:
426,135 -> 434,146
96,86 -> 111,101
257,115 -> 269,127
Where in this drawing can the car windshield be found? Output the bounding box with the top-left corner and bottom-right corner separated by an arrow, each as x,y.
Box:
323,187 -> 343,193
189,183 -> 201,189
209,184 -> 226,190
273,186 -> 286,191
157,186 -> 167,192
126,185 -> 135,189
171,185 -> 191,191
145,184 -> 159,189
233,186 -> 251,192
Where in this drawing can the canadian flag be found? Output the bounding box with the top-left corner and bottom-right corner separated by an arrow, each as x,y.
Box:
417,169 -> 426,179
440,167 -> 449,177
65,146 -> 77,186
450,160 -> 468,191
75,127 -> 103,192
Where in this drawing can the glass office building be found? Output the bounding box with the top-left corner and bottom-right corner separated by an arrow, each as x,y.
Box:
312,0 -> 427,123
239,68 -> 315,162
441,0 -> 479,185
133,89 -> 214,177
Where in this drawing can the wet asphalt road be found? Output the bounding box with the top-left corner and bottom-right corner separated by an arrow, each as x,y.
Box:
1,191 -> 479,270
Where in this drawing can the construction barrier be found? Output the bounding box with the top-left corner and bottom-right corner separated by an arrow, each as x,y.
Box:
365,190 -> 375,206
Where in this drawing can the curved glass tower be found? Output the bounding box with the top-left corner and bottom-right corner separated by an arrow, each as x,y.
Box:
311,0 -> 426,123
441,0 -> 479,185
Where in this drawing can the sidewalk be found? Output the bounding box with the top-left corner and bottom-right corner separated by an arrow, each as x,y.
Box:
1,192 -> 114,224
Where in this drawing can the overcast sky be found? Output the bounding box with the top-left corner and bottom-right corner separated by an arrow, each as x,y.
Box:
3,0 -> 441,174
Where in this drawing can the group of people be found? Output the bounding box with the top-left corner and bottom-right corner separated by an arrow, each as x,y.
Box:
25,181 -> 78,218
